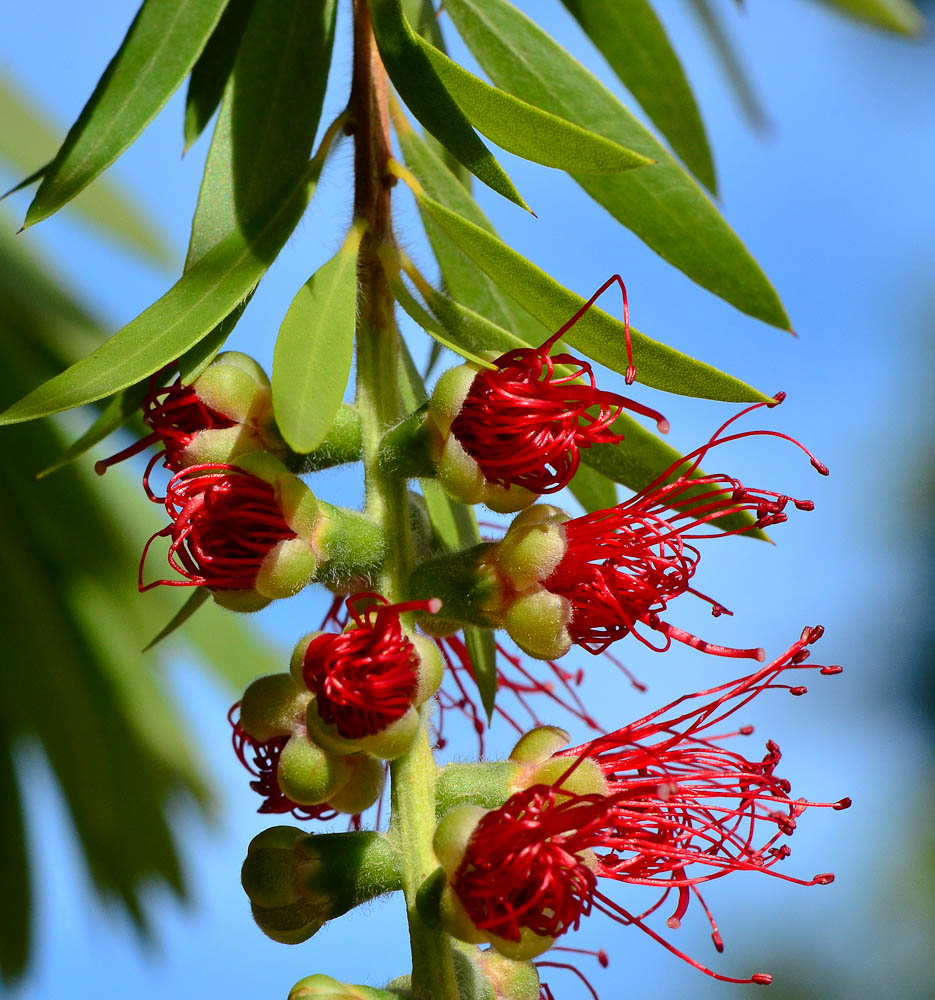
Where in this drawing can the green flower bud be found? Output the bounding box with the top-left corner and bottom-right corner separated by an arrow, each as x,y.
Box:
276,731 -> 353,806
502,588 -> 572,660
494,505 -> 569,591
239,674 -> 310,743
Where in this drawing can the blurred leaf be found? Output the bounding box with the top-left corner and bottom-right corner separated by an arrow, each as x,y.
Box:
144,590 -> 210,652
371,0 -> 529,210
687,0 -> 768,131
183,0 -> 256,152
24,0 -> 231,230
442,0 -> 791,330
0,67 -> 170,262
813,0 -> 925,33
0,160 -> 321,426
568,461 -> 618,513
561,0 -> 716,191
273,226 -> 362,453
411,189 -> 772,403
0,732 -> 29,983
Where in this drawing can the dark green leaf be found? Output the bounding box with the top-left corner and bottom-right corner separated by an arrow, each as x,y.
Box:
176,293 -> 252,382
813,0 -> 924,34
0,733 -> 29,982
183,0 -> 256,152
411,189 -> 771,403
371,0 -> 529,210
567,462 -> 618,513
561,0 -> 716,191
442,0 -> 790,329
273,226 -> 362,453
464,626 -> 497,722
24,0 -> 231,229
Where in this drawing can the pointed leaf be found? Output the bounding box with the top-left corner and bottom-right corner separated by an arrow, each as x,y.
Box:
143,589 -> 210,653
464,626 -> 497,722
411,189 -> 771,403
0,163 -> 320,426
24,0 -> 232,229
370,0 -> 528,210
561,0 -> 716,191
813,0 -> 924,34
273,226 -> 362,453
442,0 -> 790,329
176,294 -> 252,382
183,0 -> 256,152
568,462 -> 618,513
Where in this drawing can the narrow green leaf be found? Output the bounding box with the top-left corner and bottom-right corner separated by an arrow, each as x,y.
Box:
567,462 -> 618,513
0,733 -> 29,982
176,294 -> 252,382
36,382 -> 149,479
579,412 -> 763,538
183,0 -> 256,152
24,0 -> 231,229
813,0 -> 924,34
371,0 -> 529,210
143,590 -> 210,653
394,115 -> 549,346
561,0 -> 716,191
0,165 -> 319,425
273,226 -> 362,453
0,68 -> 169,262
464,626 -> 497,722
442,0 -> 791,329
412,189 -> 771,403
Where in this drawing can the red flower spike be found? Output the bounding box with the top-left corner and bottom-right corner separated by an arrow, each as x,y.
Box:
450,275 -> 668,496
541,395 -> 827,658
302,593 -> 441,740
96,368 -> 235,490
139,463 -> 296,591
228,704 -> 338,822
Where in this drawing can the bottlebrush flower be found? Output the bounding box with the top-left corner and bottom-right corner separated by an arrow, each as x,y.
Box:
293,593 -> 444,760
425,275 -> 668,513
433,627 -> 849,984
95,353 -> 284,495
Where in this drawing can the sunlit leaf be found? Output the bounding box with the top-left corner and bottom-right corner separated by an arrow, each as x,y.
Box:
561,0 -> 716,191
273,225 -> 362,453
813,0 -> 924,34
442,0 -> 790,329
24,0 -> 231,229
567,461 -> 618,513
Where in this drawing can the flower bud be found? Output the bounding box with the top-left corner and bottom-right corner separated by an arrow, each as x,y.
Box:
493,505 -> 569,592
502,588 -> 572,661
289,975 -> 405,1000
239,673 -> 310,743
473,949 -> 541,1000
276,731 -> 354,807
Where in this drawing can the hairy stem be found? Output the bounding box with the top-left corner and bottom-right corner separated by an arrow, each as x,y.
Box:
350,3 -> 458,997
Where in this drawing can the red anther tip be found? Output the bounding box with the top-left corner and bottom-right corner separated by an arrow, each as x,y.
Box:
752,973 -> 773,986
814,873 -> 835,885
770,391 -> 787,405
94,460 -> 107,476
794,499 -> 815,511
712,931 -> 724,953
820,664 -> 843,675
739,725 -> 754,736
809,625 -> 825,641
790,685 -> 807,696
656,417 -> 671,434
666,917 -> 681,930
625,366 -> 636,385
754,648 -> 766,662
834,797 -> 852,810
426,597 -> 443,615
598,950 -> 609,968
812,459 -> 830,476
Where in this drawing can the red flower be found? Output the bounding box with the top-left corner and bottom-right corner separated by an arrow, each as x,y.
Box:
228,704 -> 338,822
447,276 -> 668,496
303,594 -> 440,740
540,395 -> 828,659
446,628 -> 848,985
139,463 -> 296,591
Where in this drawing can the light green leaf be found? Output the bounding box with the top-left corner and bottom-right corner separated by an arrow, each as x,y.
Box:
24,0 -> 231,229
411,189 -> 771,403
183,0 -> 256,152
568,462 -> 618,513
370,0 -> 528,210
442,0 -> 790,329
0,68 -> 169,262
813,0 -> 924,34
0,164 -> 319,426
561,0 -> 716,192
176,294 -> 252,382
273,226 -> 362,453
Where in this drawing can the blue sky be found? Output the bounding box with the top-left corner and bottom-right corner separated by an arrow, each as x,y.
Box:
2,1 -> 933,998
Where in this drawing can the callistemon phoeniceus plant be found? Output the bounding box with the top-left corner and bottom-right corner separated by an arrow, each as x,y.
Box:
7,0 -> 887,993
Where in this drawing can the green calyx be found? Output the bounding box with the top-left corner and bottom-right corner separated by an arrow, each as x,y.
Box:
290,976 -> 412,1000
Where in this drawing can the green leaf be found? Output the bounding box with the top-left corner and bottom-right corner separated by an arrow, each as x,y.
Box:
371,0 -> 529,210
176,293 -> 252,382
567,462 -> 618,513
36,382 -> 149,479
143,589 -> 210,653
0,68 -> 170,262
579,412 -> 763,538
183,0 -> 256,152
410,189 -> 771,403
442,0 -> 790,330
24,0 -> 231,229
393,114 -> 549,345
273,226 -> 362,453
560,0 -> 716,192
813,0 -> 924,34
464,626 -> 497,722
0,733 -> 29,982
0,161 -> 320,426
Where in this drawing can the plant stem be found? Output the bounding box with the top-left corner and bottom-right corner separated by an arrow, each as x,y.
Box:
350,3 -> 459,997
